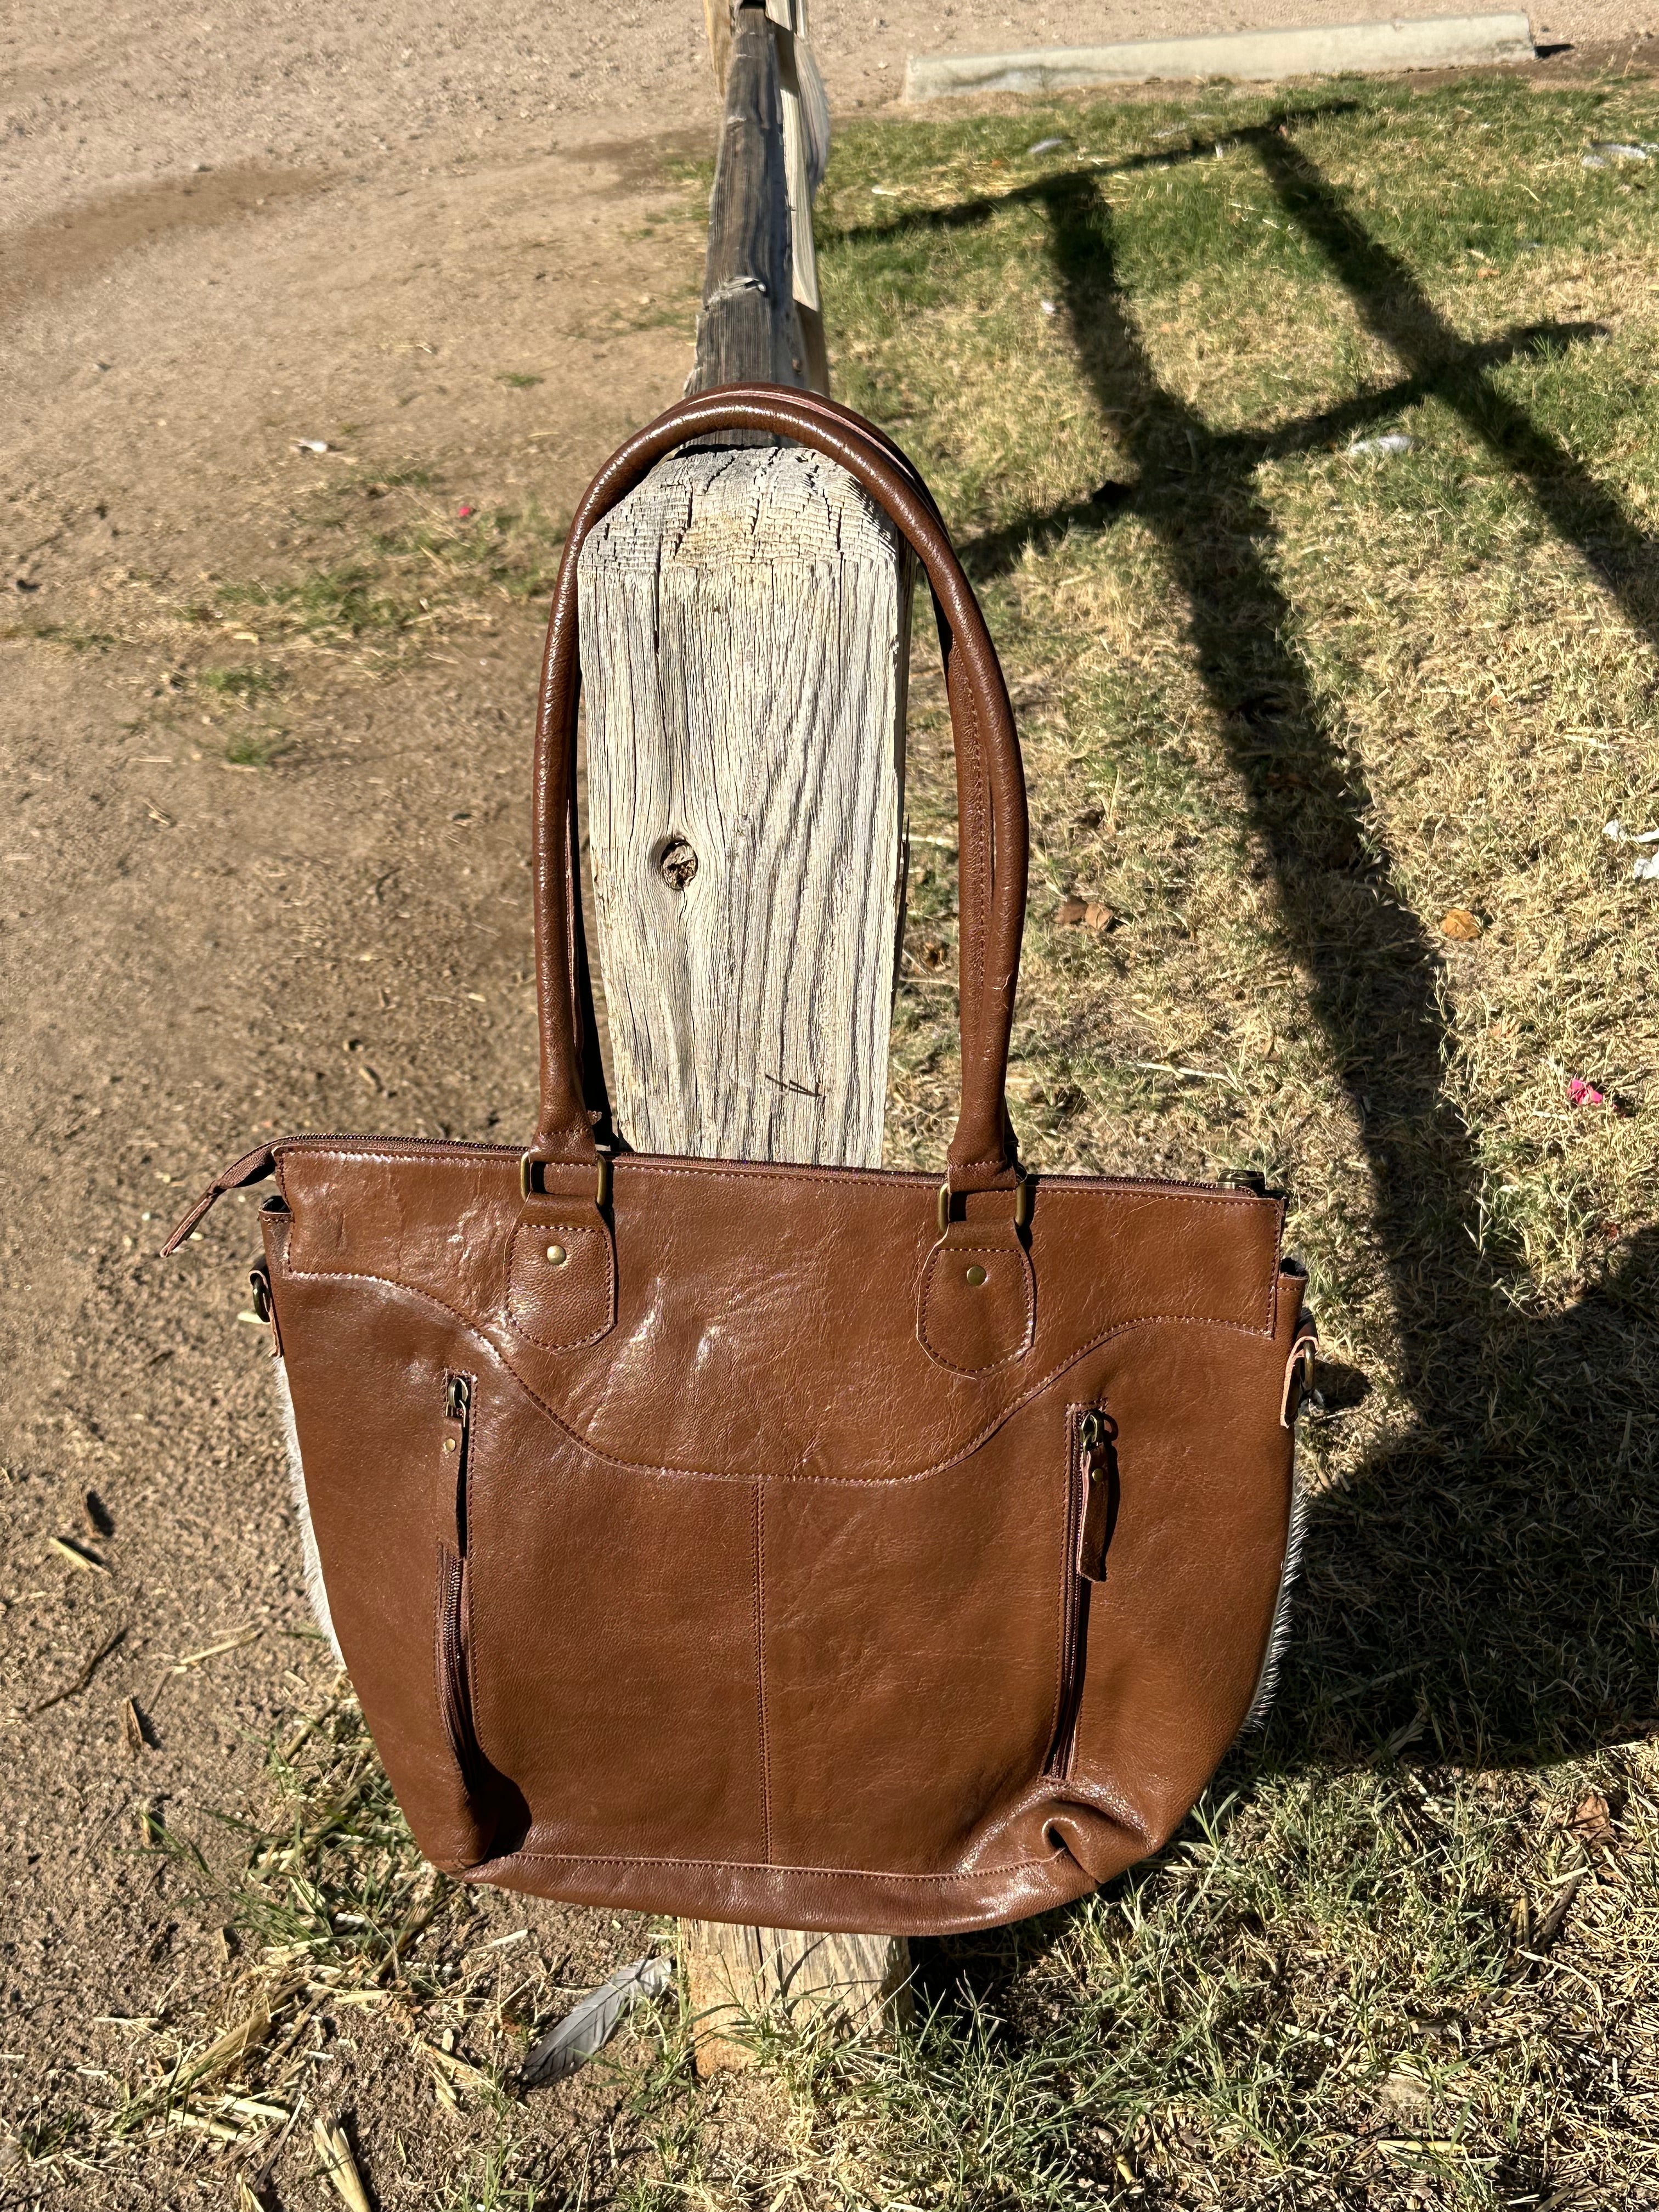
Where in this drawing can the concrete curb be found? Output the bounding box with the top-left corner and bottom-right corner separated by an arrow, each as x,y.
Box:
902,11 -> 1535,100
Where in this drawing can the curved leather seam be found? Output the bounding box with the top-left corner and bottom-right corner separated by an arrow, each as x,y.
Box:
275,1255 -> 1285,1487
461,1427 -> 1071,1862
479,1845 -> 1075,1883
272,1138 -> 1277,1287
917,1237 -> 1037,1374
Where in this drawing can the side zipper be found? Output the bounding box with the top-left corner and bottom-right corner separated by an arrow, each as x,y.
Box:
435,1373 -> 481,1788
1048,1406 -> 1118,1779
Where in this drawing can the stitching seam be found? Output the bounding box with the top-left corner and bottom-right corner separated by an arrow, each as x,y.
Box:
753,1481 -> 771,1866
278,1150 -> 1278,1339
917,1239 -> 1036,1373
277,1144 -> 1265,1207
504,1218 -> 616,1351
488,1847 -> 1072,1883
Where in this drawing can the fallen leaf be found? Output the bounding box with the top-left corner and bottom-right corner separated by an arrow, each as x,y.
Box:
1377,2068 -> 1430,2114
1568,1789 -> 1618,1849
1440,907 -> 1482,941
1058,897 -> 1116,932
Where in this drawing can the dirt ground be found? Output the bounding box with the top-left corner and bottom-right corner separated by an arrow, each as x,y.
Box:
3,1 -> 1658,2204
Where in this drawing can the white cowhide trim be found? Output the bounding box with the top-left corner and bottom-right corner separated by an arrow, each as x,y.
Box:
1240,1449 -> 1308,1731
275,1357 -> 343,1664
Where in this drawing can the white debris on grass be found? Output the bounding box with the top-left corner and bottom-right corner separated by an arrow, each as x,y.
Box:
1583,140 -> 1657,167
1348,432 -> 1414,456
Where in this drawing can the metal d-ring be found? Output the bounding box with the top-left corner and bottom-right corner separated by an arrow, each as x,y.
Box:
520,1152 -> 613,1209
937,1172 -> 1032,1237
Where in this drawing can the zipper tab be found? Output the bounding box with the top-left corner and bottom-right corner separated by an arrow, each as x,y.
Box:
443,1373 -> 473,1555
247,1260 -> 283,1357
1077,1409 -> 1118,1584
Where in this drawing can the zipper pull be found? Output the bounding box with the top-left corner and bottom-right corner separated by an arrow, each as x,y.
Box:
443,1374 -> 472,1554
247,1260 -> 283,1357
1077,1409 -> 1117,1584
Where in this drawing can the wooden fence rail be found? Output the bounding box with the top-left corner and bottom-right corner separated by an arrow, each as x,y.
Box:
577,0 -> 915,2072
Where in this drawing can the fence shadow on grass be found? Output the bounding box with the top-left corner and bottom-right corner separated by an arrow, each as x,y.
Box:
846,122 -> 1659,1770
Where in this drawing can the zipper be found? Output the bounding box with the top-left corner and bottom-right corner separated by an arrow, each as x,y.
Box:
436,1373 -> 479,1788
267,1131 -> 1238,1198
165,1129 -> 1266,1252
443,1371 -> 472,1553
1048,1405 -> 1117,1779
1076,1409 -> 1118,1584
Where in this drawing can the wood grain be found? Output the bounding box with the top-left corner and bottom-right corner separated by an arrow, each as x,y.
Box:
579,444 -> 910,1168
683,1922 -> 914,2075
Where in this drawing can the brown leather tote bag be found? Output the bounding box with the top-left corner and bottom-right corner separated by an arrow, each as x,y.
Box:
168,385 -> 1313,1936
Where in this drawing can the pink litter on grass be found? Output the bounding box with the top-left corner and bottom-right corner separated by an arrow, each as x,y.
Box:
1567,1077 -> 1605,1108
458,504 -> 475,518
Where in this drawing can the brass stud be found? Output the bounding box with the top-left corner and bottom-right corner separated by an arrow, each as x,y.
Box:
964,1263 -> 988,1286
442,1437 -> 458,1453
545,1243 -> 568,1266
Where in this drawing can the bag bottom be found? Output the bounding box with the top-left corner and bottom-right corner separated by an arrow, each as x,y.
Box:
462,1834 -> 1111,1937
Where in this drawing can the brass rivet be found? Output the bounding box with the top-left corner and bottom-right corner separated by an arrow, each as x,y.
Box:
442,1437 -> 458,1452
964,1263 -> 988,1286
545,1243 -> 568,1266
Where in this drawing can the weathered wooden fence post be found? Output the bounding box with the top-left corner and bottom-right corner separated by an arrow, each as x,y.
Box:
578,0 -> 915,2072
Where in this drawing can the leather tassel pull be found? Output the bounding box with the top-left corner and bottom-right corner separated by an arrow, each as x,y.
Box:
1077,1412 -> 1119,1584
160,1143 -> 278,1255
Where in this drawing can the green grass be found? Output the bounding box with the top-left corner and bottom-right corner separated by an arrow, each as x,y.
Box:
196,663 -> 280,702
799,71 -> 1659,2206
9,619 -> 125,651
212,495 -> 569,661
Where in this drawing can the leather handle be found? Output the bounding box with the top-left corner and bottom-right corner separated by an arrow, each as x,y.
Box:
529,382 -> 1030,1188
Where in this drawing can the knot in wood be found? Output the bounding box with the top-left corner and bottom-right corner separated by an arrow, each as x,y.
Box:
656,836 -> 699,891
